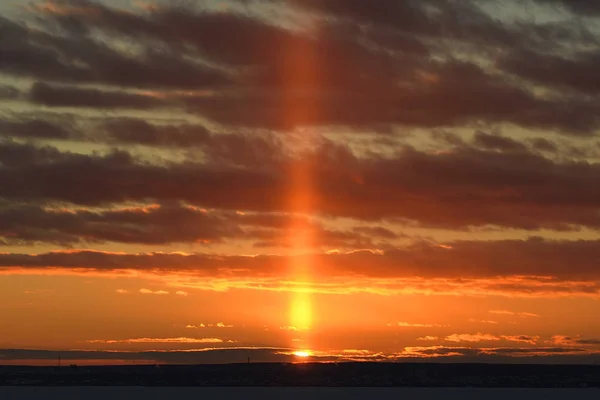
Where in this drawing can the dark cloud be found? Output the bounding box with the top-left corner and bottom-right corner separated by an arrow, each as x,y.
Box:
0,142 -> 286,210
499,50 -> 600,95
0,85 -> 21,100
295,0 -> 597,57
249,225 -> 382,249
528,138 -> 559,153
0,201 -> 390,248
0,140 -> 599,230
0,140 -> 71,168
0,115 -> 286,167
185,59 -> 600,133
502,335 -> 540,345
403,345 -> 598,360
0,202 -> 238,246
487,347 -> 585,355
378,237 -> 600,280
0,118 -> 72,140
0,0 -> 598,139
0,13 -> 229,90
30,82 -> 165,109
351,226 -> 400,240
473,132 -> 528,152
0,16 -> 87,83
576,339 -> 600,345
3,1 -> 595,133
537,0 -> 600,15
101,118 -> 211,148
2,238 -> 600,283
100,118 -> 285,167
43,1 -> 413,85
401,345 -> 600,364
293,0 -> 519,47
552,336 -> 600,346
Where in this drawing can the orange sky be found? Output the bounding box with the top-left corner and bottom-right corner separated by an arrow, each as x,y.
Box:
0,0 -> 600,365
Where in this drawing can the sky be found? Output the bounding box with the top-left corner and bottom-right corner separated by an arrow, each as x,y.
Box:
0,0 -> 600,366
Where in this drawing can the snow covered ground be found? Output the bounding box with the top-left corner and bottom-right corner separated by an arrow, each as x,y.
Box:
2,387 -> 600,400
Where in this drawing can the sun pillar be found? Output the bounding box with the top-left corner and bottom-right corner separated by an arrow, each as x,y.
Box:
282,14 -> 319,353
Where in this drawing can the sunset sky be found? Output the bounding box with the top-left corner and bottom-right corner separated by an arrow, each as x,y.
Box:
1,0 -> 600,366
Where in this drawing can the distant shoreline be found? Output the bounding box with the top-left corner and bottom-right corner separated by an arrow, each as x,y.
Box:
2,362 -> 600,388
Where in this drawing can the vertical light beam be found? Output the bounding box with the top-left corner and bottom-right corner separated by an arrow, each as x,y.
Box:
282,13 -> 320,350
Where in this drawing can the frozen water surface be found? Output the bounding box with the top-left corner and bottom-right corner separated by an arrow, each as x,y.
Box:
1,387 -> 600,400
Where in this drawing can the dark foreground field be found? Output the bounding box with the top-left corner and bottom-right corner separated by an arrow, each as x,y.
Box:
1,363 -> 600,387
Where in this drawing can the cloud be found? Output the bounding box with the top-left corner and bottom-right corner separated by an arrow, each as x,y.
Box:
184,323 -> 232,329
184,59 -> 600,133
468,319 -> 498,324
280,326 -> 296,331
280,325 -> 308,331
99,118 -> 213,148
551,335 -> 600,347
29,82 -> 166,109
444,333 -> 500,343
499,49 -> 600,96
535,0 -> 600,16
417,336 -> 439,341
86,337 -> 224,344
115,289 -> 128,294
1,345 -> 598,365
388,322 -> 444,328
442,333 -> 538,345
0,198 -> 393,248
0,13 -> 229,90
473,132 -> 528,153
185,324 -> 205,329
490,310 -> 540,318
0,85 -> 21,100
1,238 -> 600,282
0,118 -> 72,140
293,0 -> 520,47
400,345 -> 595,360
0,200 -> 241,246
1,140 -> 600,232
23,289 -> 53,295
501,335 -> 540,345
139,288 -> 169,295
1,240 -> 600,298
175,291 -> 188,296
1,1 -> 598,134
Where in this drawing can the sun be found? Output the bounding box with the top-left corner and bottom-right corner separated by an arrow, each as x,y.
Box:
293,350 -> 311,358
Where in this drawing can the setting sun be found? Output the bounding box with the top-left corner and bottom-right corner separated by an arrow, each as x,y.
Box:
293,350 -> 311,358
